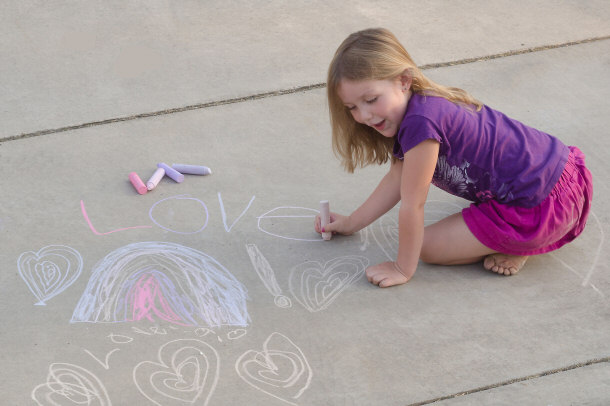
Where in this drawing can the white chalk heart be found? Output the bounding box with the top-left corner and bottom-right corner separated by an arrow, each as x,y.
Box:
133,339 -> 219,406
18,245 -> 83,305
235,332 -> 312,405
289,256 -> 368,312
31,363 -> 111,405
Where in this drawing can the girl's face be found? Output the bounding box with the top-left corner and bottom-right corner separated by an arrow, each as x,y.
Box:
337,77 -> 411,138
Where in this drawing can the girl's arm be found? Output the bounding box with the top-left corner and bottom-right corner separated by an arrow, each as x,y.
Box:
315,158 -> 403,235
366,139 -> 439,287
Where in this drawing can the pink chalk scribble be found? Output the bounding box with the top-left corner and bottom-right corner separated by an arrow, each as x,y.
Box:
128,273 -> 186,325
80,200 -> 152,235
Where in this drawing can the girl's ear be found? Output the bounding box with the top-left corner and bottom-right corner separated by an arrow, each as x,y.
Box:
399,70 -> 413,90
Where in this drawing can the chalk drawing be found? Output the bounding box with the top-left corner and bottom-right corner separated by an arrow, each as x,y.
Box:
71,242 -> 249,327
107,333 -> 134,344
133,339 -> 219,406
32,363 -> 112,405
84,348 -> 120,370
193,328 -> 214,338
289,256 -> 368,312
257,206 -> 322,242
372,200 -> 463,260
550,211 -> 605,298
227,328 -> 248,340
149,195 -> 209,234
81,200 -> 152,235
218,192 -> 256,232
132,326 -> 169,336
236,332 -> 312,406
18,245 -> 83,306
359,225 -> 372,251
579,211 -> 604,289
371,214 -> 399,261
245,244 -> 292,308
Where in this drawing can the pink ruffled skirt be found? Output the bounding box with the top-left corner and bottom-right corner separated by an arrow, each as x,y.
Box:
462,146 -> 593,256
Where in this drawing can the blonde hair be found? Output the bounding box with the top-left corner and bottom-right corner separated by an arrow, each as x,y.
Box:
328,28 -> 483,173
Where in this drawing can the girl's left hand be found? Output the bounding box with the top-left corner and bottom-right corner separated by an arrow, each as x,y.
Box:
365,261 -> 412,288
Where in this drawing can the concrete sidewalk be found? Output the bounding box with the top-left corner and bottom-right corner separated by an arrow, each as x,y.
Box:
1,2 -> 609,405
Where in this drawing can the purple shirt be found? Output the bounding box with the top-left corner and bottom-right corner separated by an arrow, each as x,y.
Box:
393,94 -> 568,207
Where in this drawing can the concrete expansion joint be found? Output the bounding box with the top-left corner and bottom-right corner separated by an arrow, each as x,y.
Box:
2,35 -> 609,144
405,355 -> 610,406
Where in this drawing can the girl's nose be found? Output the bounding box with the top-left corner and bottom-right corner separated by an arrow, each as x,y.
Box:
358,106 -> 373,123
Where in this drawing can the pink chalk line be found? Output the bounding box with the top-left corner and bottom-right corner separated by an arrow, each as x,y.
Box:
80,200 -> 153,235
128,273 -> 186,326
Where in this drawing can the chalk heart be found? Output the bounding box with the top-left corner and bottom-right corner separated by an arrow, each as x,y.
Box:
31,363 -> 111,406
36,261 -> 61,293
18,245 -> 83,305
236,332 -> 312,404
134,339 -> 219,406
290,256 -> 368,312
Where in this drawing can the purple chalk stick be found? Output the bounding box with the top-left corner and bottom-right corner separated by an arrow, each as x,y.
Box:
157,163 -> 184,183
171,164 -> 212,176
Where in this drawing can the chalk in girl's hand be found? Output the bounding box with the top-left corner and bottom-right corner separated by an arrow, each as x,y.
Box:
171,164 -> 212,176
146,167 -> 165,191
320,200 -> 331,240
129,172 -> 147,195
157,162 -> 184,183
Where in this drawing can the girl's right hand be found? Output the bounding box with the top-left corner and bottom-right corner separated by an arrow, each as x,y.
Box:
314,212 -> 354,236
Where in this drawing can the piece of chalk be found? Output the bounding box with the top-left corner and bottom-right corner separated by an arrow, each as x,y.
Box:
129,172 -> 147,195
146,167 -> 165,190
157,162 -> 184,183
320,200 -> 331,240
171,164 -> 212,176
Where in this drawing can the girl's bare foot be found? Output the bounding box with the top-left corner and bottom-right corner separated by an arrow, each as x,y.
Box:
483,254 -> 529,276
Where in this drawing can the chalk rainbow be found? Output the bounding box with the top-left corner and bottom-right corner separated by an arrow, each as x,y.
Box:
71,242 -> 249,327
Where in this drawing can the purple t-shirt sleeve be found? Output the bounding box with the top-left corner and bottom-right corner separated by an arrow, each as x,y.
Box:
391,94 -> 568,207
393,115 -> 442,159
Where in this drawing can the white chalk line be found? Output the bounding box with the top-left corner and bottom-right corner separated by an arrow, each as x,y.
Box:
580,211 -> 604,288
288,256 -> 368,312
218,193 -> 256,232
84,348 -> 120,370
257,207 -> 323,242
235,332 -> 312,405
245,244 -> 292,308
32,363 -> 112,406
133,338 -> 219,406
18,245 -> 83,306
548,211 -> 605,298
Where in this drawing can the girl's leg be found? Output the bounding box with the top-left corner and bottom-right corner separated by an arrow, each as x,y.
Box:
420,212 -> 528,275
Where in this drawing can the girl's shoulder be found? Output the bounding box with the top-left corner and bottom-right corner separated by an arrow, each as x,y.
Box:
407,93 -> 464,118
403,93 -> 467,129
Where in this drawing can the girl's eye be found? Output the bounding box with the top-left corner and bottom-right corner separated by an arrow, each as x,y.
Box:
365,97 -> 378,104
346,105 -> 356,111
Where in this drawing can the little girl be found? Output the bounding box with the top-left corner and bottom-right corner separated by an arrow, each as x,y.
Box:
315,28 -> 593,288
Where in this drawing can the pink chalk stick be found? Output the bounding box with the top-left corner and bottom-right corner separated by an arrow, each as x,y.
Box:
320,200 -> 331,240
157,163 -> 184,183
129,172 -> 148,195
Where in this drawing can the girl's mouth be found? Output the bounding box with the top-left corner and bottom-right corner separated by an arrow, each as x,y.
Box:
373,120 -> 385,131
